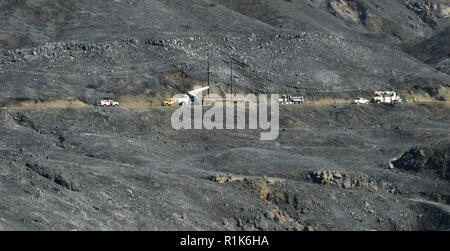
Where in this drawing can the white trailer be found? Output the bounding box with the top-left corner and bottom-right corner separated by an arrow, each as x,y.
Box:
279,95 -> 304,104
291,96 -> 304,104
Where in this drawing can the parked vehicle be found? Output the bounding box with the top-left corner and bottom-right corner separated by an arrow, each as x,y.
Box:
99,97 -> 119,107
162,83 -> 221,106
279,95 -> 304,104
371,91 -> 402,104
351,97 -> 369,104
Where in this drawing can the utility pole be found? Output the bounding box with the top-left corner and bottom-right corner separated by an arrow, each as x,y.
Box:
230,56 -> 233,96
207,48 -> 210,96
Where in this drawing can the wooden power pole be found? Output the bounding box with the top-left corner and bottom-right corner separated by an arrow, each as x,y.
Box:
230,57 -> 233,96
207,49 -> 210,96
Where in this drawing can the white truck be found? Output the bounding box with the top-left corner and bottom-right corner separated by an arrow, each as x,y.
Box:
371,91 -> 402,104
351,97 -> 370,104
99,97 -> 119,107
279,95 -> 304,104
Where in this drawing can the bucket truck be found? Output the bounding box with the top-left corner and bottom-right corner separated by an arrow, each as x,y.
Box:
162,83 -> 221,106
371,91 -> 402,104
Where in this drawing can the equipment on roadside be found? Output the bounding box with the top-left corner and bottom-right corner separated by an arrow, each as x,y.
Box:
162,83 -> 221,106
161,98 -> 177,106
371,91 -> 402,104
279,95 -> 304,104
99,97 -> 119,107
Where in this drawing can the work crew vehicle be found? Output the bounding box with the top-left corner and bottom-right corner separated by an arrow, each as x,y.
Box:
99,97 -> 119,107
351,97 -> 370,104
162,83 -> 221,106
371,91 -> 402,104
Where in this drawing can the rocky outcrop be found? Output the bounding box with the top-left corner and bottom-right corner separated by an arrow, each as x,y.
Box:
327,0 -> 366,23
392,139 -> 450,181
309,170 -> 378,190
404,0 -> 441,29
210,174 -> 245,183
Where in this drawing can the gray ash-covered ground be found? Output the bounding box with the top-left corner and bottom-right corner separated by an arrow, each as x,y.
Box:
1,104 -> 449,230
0,0 -> 448,104
402,26 -> 450,74
0,0 -> 449,230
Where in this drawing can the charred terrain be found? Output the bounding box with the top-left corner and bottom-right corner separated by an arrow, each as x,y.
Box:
0,0 -> 449,230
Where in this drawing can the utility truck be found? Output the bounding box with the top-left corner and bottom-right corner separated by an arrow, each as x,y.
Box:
162,83 -> 221,106
371,91 -> 402,104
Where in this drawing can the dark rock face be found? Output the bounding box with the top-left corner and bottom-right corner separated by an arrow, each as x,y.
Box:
392,139 -> 450,181
404,0 -> 441,29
